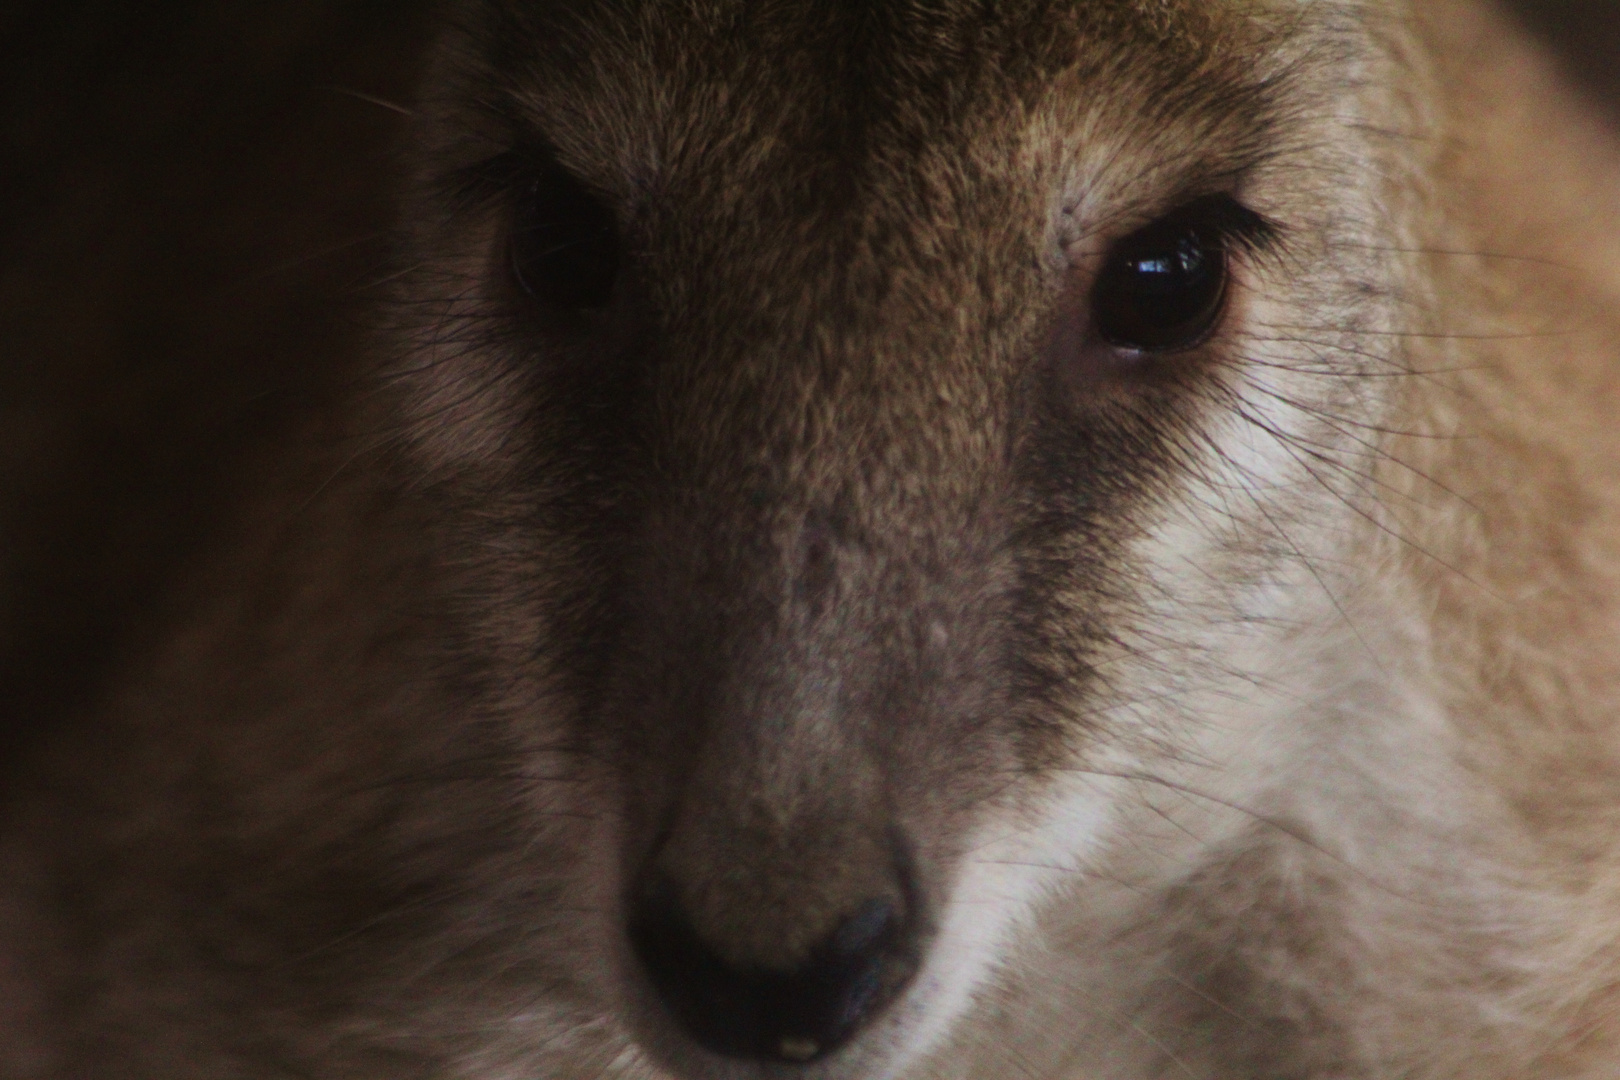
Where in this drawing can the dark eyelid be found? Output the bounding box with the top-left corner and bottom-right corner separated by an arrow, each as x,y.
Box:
1153,193 -> 1280,256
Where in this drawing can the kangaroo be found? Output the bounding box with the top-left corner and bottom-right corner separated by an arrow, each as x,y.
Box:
6,0 -> 1620,1077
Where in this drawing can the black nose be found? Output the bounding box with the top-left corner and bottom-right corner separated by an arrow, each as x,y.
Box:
628,885 -> 916,1064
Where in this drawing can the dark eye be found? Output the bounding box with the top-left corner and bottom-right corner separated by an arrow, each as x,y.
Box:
1092,196 -> 1263,353
510,164 -> 620,311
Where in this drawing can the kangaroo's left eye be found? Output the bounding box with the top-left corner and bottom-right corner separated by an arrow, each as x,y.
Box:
510,164 -> 620,311
1091,195 -> 1267,353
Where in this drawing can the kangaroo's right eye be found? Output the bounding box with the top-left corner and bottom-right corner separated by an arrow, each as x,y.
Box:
1090,194 -> 1273,354
510,166 -> 620,311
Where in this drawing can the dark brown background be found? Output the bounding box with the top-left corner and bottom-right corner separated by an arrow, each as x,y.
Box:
0,1 -> 1613,774
0,1 -> 436,773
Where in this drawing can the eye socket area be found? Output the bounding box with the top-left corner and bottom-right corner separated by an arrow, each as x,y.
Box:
1089,194 -> 1272,354
508,158 -> 622,312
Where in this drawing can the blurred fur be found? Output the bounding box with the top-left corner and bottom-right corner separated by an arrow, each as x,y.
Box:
6,1 -> 1620,1078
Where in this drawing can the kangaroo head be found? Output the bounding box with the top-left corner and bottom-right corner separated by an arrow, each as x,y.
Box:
393,2 -> 1398,1076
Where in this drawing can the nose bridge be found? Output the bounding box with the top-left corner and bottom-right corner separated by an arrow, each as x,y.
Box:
620,415 -> 1007,1062
695,608 -> 867,817
616,175 -> 1022,1060
622,140 -> 1022,886
628,566 -> 930,1060
648,508 -> 902,928
631,230 -> 1012,852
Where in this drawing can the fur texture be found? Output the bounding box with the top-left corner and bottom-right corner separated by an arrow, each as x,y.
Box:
6,1 -> 1620,1078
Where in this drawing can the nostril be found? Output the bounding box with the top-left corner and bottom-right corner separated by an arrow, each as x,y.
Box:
628,885 -> 915,1064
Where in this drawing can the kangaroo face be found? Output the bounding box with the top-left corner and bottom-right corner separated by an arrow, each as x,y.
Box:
395,2 -> 1396,1076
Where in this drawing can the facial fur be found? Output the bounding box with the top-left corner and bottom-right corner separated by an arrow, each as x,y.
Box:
8,1 -> 1620,1078
390,0 -> 1401,1075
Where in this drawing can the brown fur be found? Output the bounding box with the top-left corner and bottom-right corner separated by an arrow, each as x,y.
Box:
6,1 -> 1620,1078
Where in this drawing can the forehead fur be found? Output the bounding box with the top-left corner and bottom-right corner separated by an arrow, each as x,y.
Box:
455,0 -> 1307,201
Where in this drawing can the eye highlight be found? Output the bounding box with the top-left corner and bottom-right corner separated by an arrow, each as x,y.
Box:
509,162 -> 621,311
1091,194 -> 1273,353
